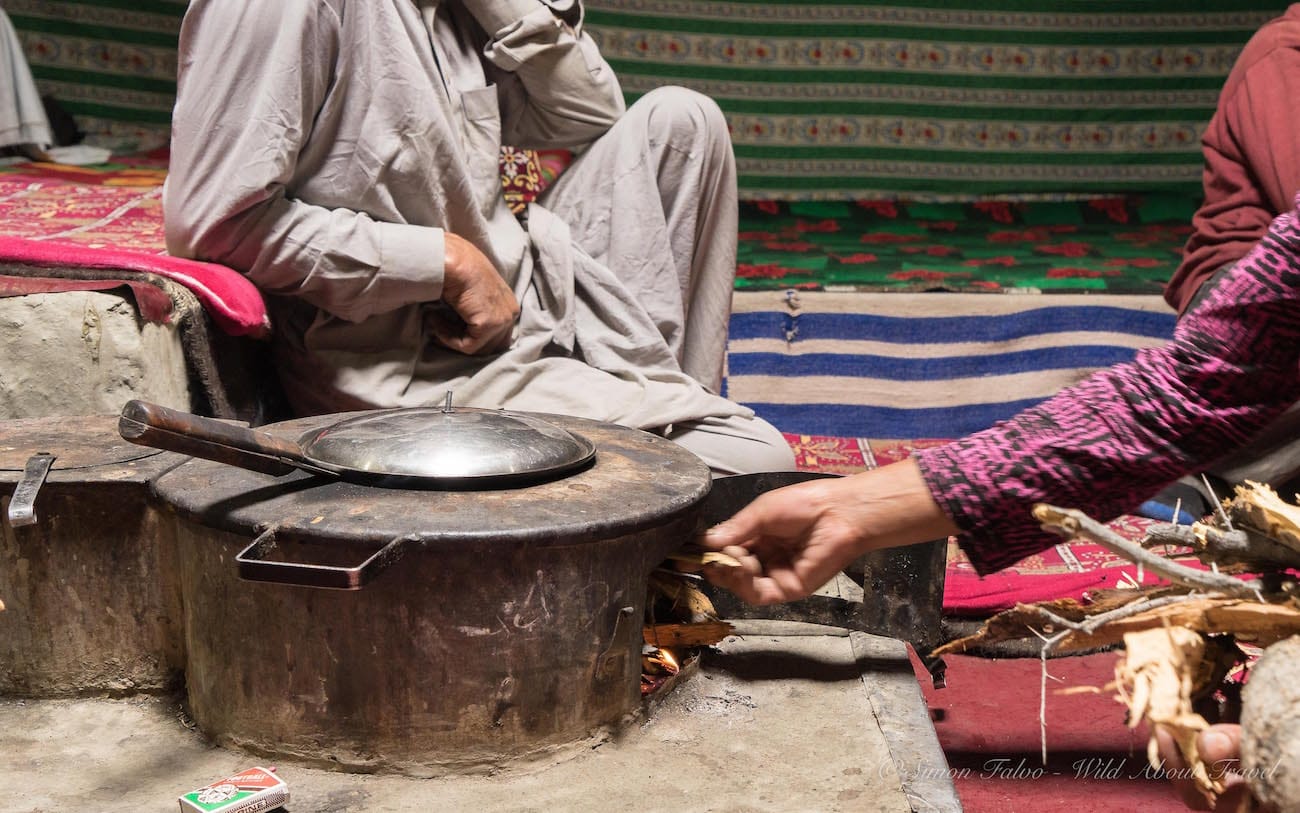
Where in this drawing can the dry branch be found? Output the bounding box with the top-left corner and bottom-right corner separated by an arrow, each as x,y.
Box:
667,549 -> 743,569
1142,521 -> 1300,570
936,594 -> 1300,656
1033,504 -> 1261,597
1226,481 -> 1300,555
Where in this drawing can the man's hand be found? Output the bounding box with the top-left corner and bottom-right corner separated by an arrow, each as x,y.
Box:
430,233 -> 519,355
697,460 -> 959,605
1155,724 -> 1260,811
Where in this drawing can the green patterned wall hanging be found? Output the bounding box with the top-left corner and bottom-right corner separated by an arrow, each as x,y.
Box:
585,1 -> 1283,199
7,1 -> 1287,200
7,0 -> 184,151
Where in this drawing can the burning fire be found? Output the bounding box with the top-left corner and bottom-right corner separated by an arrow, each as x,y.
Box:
644,645 -> 679,675
641,645 -> 682,696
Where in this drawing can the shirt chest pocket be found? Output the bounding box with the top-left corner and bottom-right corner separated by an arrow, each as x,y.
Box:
459,85 -> 503,218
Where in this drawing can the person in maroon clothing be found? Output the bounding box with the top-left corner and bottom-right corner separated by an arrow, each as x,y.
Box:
1166,4 -> 1300,315
1162,4 -> 1300,502
697,197 -> 1300,808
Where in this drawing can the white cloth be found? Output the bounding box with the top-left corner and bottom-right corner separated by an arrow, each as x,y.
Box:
0,9 -> 51,150
45,145 -> 112,165
165,0 -> 794,473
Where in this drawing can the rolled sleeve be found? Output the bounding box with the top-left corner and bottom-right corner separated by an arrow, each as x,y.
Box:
370,220 -> 445,312
461,0 -> 550,43
482,5 -> 570,71
457,0 -> 622,148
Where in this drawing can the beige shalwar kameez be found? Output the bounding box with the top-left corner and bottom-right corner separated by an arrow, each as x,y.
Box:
164,0 -> 794,474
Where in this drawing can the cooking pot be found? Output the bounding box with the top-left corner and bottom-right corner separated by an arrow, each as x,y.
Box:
138,406 -> 714,773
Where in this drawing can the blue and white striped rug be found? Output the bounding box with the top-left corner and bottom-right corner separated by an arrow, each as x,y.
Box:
725,291 -> 1176,439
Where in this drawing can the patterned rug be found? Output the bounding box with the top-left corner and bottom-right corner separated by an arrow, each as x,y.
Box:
0,162 -> 167,249
0,152 -> 267,336
727,290 -> 1175,438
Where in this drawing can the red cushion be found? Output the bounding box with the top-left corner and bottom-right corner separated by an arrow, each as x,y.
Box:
0,236 -> 270,338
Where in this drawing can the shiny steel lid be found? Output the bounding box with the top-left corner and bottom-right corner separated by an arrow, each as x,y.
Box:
295,400 -> 597,485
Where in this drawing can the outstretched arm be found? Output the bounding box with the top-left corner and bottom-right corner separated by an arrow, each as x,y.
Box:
702,459 -> 957,605
702,200 -> 1300,597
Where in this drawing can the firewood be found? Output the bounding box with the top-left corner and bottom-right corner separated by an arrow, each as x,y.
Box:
935,594 -> 1300,656
948,492 -> 1300,803
1033,504 -> 1262,597
666,549 -> 743,569
1241,634 -> 1300,812
642,621 -> 734,648
647,572 -> 720,622
1115,627 -> 1223,804
1062,597 -> 1300,652
1143,520 -> 1300,570
1226,481 -> 1300,555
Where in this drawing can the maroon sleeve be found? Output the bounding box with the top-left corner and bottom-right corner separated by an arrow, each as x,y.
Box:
918,203 -> 1300,574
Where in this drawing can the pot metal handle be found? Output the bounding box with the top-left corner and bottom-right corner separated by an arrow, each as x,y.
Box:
236,527 -> 410,590
596,605 -> 637,682
7,453 -> 55,527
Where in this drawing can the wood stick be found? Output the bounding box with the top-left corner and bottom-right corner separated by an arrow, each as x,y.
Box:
666,550 -> 743,569
643,621 -> 734,648
1033,504 -> 1261,598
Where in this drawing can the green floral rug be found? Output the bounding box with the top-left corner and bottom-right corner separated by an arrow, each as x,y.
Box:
736,196 -> 1197,294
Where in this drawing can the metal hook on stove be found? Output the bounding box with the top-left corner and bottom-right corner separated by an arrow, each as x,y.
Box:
441,391 -> 454,413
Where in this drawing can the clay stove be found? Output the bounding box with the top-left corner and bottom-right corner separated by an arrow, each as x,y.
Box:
147,411 -> 712,774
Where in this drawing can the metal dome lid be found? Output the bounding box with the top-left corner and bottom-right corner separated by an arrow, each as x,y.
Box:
295,394 -> 596,485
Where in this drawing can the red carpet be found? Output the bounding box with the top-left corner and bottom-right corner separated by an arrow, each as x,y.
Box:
0,153 -> 270,338
787,434 -> 1218,810
941,520 -> 1212,616
911,650 -> 1195,812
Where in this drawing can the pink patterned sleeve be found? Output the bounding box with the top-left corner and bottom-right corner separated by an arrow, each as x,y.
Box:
914,203 -> 1300,574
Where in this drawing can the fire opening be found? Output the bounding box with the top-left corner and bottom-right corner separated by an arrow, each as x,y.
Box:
640,564 -> 734,700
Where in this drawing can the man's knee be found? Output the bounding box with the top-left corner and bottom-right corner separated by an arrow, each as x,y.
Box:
633,86 -> 729,151
667,414 -> 797,476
